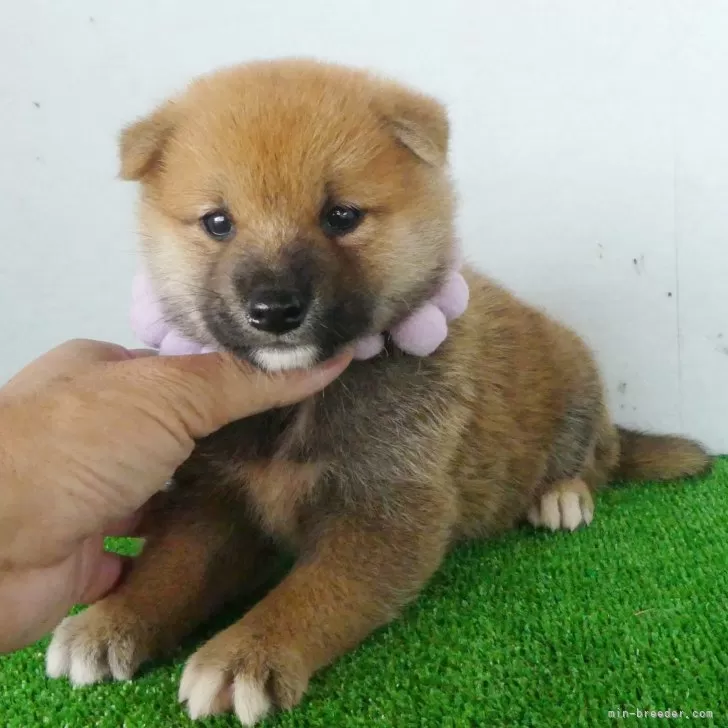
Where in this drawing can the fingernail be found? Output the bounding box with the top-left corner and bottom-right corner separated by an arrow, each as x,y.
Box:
309,349 -> 353,385
319,348 -> 353,371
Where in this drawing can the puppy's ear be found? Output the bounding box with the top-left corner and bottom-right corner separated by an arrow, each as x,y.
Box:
378,85 -> 449,167
119,102 -> 177,181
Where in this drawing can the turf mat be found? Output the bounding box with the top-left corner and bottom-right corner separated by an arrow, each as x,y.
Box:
2,460 -> 727,727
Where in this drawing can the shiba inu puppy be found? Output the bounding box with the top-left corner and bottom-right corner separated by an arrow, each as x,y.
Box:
46,59 -> 711,725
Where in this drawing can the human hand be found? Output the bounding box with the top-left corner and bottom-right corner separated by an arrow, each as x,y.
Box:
0,339 -> 350,652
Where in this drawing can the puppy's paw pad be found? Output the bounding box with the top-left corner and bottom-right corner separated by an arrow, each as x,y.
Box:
179,658 -> 270,725
45,608 -> 149,686
528,479 -> 594,532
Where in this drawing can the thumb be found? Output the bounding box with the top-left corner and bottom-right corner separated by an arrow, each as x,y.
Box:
118,349 -> 352,440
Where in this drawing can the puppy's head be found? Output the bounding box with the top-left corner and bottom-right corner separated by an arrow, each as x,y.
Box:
121,59 -> 456,371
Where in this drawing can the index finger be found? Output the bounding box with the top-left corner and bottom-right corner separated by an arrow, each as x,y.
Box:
114,348 -> 354,440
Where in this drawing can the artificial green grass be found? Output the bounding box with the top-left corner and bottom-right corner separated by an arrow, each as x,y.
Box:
2,461 -> 727,727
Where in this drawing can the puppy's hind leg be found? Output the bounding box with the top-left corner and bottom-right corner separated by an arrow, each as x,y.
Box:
527,477 -> 594,532
528,377 -> 610,533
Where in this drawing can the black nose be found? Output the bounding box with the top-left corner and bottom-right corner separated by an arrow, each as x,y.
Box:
246,288 -> 309,334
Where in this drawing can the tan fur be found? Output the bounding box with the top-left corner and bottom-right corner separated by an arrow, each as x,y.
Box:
47,59 -> 713,724
239,460 -> 324,538
615,428 -> 711,481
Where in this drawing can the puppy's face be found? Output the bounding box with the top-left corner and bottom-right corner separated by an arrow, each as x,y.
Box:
121,60 -> 456,370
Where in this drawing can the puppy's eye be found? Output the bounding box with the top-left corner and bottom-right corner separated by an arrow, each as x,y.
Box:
321,204 -> 363,236
201,210 -> 235,241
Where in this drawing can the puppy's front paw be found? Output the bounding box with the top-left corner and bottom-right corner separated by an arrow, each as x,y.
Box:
527,477 -> 595,532
179,627 -> 307,725
46,603 -> 152,686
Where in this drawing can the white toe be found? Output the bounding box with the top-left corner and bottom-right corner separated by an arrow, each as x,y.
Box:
179,662 -> 232,720
45,633 -> 70,678
540,492 -> 561,530
526,504 -> 541,527
559,492 -> 583,531
107,646 -> 135,681
69,648 -> 109,686
233,676 -> 271,726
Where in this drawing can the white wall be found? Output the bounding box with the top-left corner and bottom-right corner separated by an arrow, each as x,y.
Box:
1,0 -> 726,451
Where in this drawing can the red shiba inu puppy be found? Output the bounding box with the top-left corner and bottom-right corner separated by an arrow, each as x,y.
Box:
46,59 -> 711,725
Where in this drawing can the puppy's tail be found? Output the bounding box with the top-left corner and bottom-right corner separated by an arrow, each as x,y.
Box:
614,427 -> 712,481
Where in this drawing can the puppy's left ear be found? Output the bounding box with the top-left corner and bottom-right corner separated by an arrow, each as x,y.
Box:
378,85 -> 449,167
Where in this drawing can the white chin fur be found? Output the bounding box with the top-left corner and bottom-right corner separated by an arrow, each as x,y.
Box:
252,346 -> 319,372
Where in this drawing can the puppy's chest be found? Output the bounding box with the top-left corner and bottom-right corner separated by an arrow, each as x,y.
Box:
196,353 -> 459,538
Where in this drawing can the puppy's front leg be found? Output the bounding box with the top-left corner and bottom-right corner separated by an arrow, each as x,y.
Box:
178,486 -> 457,725
46,485 -> 278,687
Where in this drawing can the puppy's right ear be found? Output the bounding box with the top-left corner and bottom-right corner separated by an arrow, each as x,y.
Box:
119,102 -> 176,181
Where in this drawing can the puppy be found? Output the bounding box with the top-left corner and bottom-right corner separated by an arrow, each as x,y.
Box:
46,59 -> 711,724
